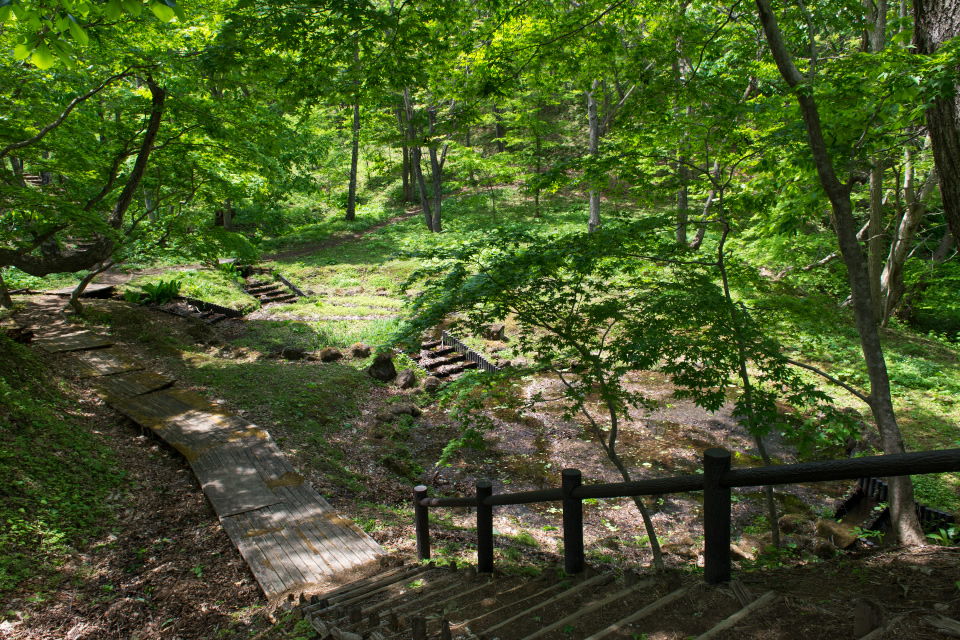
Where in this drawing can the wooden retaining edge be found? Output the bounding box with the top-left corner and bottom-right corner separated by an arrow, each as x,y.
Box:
458,581 -> 568,631
691,591 -> 777,640
358,572 -> 476,617
582,586 -> 691,640
276,273 -> 307,297
314,565 -> 436,613
304,564 -> 417,606
518,578 -> 656,640
478,573 -> 613,637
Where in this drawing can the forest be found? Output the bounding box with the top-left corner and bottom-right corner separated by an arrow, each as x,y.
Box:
1,0 -> 960,637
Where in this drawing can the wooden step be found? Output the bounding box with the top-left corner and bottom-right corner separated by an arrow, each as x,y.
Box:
305,565 -> 435,613
691,590 -> 777,640
477,574 -> 613,638
582,586 -> 690,640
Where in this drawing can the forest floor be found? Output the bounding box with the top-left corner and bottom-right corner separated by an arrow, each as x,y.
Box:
3,196 -> 959,639
4,292 -> 959,640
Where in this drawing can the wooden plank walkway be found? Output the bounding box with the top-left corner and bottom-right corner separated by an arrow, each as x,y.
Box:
26,313 -> 384,600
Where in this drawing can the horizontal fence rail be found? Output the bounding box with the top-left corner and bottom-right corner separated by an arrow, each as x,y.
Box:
413,447 -> 960,584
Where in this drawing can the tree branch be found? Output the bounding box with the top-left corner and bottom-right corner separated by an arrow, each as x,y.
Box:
784,358 -> 870,404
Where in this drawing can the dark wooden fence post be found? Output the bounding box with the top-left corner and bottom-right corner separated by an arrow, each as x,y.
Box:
414,485 -> 430,562
477,480 -> 494,573
561,469 -> 585,575
703,448 -> 731,584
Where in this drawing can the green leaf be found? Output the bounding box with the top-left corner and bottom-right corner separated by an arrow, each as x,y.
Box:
0,6 -> 10,22
32,42 -> 57,69
55,13 -> 70,31
149,0 -> 175,22
13,41 -> 32,60
105,0 -> 122,20
68,18 -> 89,46
121,0 -> 141,17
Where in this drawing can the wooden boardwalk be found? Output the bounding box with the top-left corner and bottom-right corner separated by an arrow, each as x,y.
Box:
29,312 -> 384,600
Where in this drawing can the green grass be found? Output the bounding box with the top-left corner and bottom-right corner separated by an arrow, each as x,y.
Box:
232,318 -> 402,352
0,335 -> 125,595
123,268 -> 258,312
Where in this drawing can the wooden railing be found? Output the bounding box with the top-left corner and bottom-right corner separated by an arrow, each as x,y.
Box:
413,447 -> 960,584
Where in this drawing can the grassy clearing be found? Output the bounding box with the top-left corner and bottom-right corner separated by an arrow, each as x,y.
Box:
122,268 -> 259,312
0,334 -> 125,596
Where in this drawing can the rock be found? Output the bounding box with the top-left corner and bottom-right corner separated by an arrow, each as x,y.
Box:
350,343 -> 371,358
319,347 -> 343,362
815,519 -> 858,549
778,513 -> 808,534
481,323 -> 505,340
389,402 -> 421,418
374,411 -> 395,423
265,351 -> 282,359
396,369 -> 417,389
661,542 -> 697,560
422,376 -> 441,394
367,352 -> 397,381
813,537 -> 837,558
730,543 -> 755,562
281,347 -> 307,360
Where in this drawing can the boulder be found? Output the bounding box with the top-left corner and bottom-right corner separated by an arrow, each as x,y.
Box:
481,323 -> 506,340
730,542 -> 754,562
815,519 -> 858,549
319,347 -> 343,362
813,537 -> 837,559
422,376 -> 441,394
396,369 -> 417,389
367,352 -> 397,382
389,402 -> 421,418
778,513 -> 808,535
281,347 -> 307,360
350,343 -> 371,358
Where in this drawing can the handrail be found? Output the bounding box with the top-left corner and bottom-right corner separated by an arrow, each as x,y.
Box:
413,447 -> 960,584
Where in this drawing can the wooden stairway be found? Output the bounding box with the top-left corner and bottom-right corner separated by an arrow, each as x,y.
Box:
295,564 -> 782,640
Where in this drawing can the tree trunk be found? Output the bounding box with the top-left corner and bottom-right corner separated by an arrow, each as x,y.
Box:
403,89 -> 433,231
493,104 -> 506,153
677,157 -> 689,244
868,165 -> 885,323
427,107 -> 446,233
756,0 -> 924,545
913,0 -> 960,246
346,101 -> 361,221
881,162 -> 937,323
67,260 -> 114,315
0,271 -> 12,309
223,199 -> 233,231
587,80 -> 601,233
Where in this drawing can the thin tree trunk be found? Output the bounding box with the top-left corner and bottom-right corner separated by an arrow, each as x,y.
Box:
403,89 -> 433,231
868,165 -> 884,323
677,158 -> 689,244
67,260 -> 114,315
346,100 -> 360,221
881,162 -> 937,323
493,104 -> 506,153
0,271 -> 12,309
587,80 -> 601,233
756,0 -> 924,545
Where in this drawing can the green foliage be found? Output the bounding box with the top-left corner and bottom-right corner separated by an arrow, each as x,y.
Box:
400,218 -> 834,455
925,526 -> 958,546
0,335 -> 125,593
138,278 -> 182,305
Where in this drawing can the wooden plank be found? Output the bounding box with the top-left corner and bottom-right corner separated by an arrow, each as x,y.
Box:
259,503 -> 336,582
200,464 -> 282,517
519,581 -> 653,640
230,511 -> 305,596
73,347 -> 145,378
280,484 -> 383,563
35,330 -> 113,352
287,483 -> 383,557
237,509 -> 311,592
244,506 -> 328,586
92,370 -> 175,399
692,591 -> 777,640
221,515 -> 286,597
582,587 -> 691,640
47,283 -> 115,297
271,486 -> 356,574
